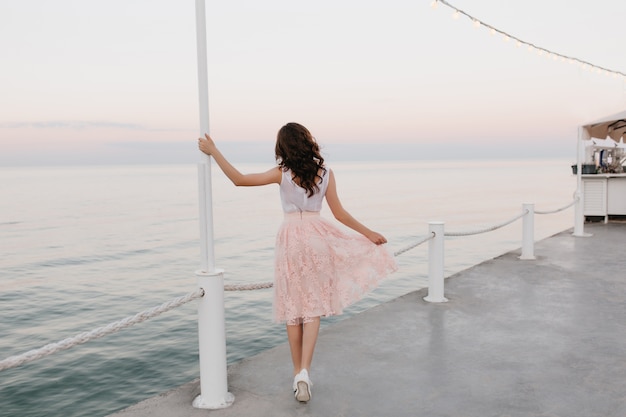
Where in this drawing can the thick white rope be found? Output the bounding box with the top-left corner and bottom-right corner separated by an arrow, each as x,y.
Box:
225,282 -> 274,291
445,210 -> 528,237
535,198 -> 576,215
0,289 -> 204,372
393,232 -> 435,257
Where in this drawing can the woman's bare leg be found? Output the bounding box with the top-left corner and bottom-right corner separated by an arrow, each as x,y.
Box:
286,323 -> 303,376
301,317 -> 320,372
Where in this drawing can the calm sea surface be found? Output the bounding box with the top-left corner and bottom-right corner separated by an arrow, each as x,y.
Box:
0,159 -> 576,417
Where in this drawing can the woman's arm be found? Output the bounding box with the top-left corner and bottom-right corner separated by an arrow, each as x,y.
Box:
325,170 -> 388,245
198,134 -> 281,186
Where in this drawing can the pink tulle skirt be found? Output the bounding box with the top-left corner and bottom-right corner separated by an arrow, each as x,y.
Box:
273,211 -> 398,324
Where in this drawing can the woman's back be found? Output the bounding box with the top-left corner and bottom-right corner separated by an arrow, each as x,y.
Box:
279,169 -> 329,214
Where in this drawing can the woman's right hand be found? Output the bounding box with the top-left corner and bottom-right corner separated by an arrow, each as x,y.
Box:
198,133 -> 217,155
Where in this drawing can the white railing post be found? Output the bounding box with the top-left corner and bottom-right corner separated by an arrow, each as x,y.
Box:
573,189 -> 585,236
424,222 -> 448,303
193,270 -> 234,409
573,126 -> 591,237
519,203 -> 535,260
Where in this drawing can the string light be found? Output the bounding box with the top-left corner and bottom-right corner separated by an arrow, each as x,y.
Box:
431,0 -> 626,79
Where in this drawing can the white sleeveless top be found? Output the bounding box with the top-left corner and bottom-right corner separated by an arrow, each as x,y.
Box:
280,168 -> 329,213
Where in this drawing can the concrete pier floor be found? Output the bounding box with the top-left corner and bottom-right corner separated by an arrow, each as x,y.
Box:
109,223 -> 626,417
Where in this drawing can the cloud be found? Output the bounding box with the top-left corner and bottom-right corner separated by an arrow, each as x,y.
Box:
0,120 -> 146,130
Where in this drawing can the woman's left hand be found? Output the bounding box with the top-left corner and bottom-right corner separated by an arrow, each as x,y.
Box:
366,231 -> 388,245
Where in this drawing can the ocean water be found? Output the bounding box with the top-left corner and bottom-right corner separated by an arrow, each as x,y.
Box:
0,159 -> 576,417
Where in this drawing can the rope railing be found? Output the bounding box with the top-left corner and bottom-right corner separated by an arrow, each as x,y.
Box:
393,232 -> 436,257
1,197 -> 577,375
535,198 -> 577,215
445,210 -> 528,237
0,288 -> 204,372
222,198 -> 576,290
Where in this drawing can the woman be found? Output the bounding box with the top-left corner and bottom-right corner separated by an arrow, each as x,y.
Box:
198,122 -> 397,402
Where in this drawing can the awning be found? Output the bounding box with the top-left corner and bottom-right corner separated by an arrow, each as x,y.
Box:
581,110 -> 626,142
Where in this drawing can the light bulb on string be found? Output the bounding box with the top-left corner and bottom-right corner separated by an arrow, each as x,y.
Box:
435,0 -> 624,83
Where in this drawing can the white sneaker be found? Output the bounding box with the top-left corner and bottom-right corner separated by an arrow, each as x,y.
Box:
294,369 -> 312,402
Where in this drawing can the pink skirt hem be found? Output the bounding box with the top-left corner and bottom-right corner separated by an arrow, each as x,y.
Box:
273,212 -> 398,323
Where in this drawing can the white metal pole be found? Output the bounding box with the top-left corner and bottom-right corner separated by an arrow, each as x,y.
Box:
424,222 -> 448,303
573,127 -> 591,237
519,203 -> 535,260
195,0 -> 214,272
193,0 -> 233,409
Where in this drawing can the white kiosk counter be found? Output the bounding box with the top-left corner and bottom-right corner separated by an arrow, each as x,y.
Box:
582,173 -> 626,221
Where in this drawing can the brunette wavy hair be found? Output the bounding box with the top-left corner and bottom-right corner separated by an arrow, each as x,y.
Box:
275,122 -> 326,197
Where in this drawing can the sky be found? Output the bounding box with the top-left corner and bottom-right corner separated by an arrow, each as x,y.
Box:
1,0 -> 626,166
